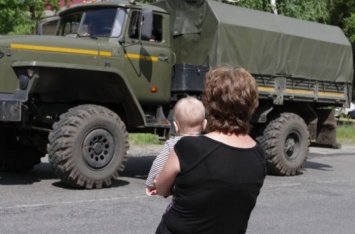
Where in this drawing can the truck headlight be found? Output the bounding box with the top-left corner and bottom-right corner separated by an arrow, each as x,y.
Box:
19,75 -> 30,90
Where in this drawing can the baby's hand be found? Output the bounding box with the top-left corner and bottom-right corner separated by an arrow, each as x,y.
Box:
146,187 -> 158,196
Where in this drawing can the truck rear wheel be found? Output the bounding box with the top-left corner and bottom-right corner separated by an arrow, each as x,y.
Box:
47,105 -> 129,189
0,126 -> 42,172
258,113 -> 309,176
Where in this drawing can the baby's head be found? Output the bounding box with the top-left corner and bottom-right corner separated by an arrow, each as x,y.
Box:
173,96 -> 206,135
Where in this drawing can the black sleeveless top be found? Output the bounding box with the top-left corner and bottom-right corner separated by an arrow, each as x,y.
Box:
161,136 -> 266,234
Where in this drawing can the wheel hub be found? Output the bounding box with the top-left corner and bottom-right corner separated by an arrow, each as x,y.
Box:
92,143 -> 104,154
82,129 -> 115,169
284,138 -> 295,154
284,132 -> 300,160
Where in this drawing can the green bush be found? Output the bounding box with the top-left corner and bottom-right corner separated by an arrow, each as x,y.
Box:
337,121 -> 355,145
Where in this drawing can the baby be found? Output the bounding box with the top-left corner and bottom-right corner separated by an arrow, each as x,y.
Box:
145,96 -> 206,195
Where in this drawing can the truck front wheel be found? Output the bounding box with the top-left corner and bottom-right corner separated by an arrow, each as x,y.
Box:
47,105 -> 129,189
258,113 -> 310,176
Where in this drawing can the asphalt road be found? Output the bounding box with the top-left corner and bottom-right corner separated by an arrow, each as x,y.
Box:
0,144 -> 355,234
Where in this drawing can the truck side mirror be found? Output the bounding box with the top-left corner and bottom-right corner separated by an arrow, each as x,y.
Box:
140,9 -> 153,41
118,38 -> 125,45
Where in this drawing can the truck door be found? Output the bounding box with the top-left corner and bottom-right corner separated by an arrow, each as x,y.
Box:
123,10 -> 173,103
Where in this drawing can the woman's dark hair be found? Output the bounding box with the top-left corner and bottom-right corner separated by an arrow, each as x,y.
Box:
202,66 -> 259,135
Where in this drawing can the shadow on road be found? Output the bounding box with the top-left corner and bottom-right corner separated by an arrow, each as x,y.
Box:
121,156 -> 155,179
304,160 -> 333,171
0,155 -> 155,188
0,162 -> 56,186
51,179 -> 130,190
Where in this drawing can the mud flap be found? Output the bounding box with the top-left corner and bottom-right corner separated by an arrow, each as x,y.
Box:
316,109 -> 340,148
0,101 -> 21,121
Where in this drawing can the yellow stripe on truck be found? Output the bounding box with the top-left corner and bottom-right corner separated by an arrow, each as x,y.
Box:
125,53 -> 158,62
318,91 -> 344,97
258,86 -> 344,97
10,44 -> 112,57
285,88 -> 313,95
11,44 -> 159,61
258,86 -> 274,92
286,89 -> 344,97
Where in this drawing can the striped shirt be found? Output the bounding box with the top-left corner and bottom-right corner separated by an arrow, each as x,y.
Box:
146,136 -> 183,188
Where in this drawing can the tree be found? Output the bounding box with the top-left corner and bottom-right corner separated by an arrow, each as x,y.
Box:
0,0 -> 71,35
327,0 -> 355,100
276,0 -> 328,23
218,0 -> 329,23
328,0 -> 355,46
0,0 -> 34,34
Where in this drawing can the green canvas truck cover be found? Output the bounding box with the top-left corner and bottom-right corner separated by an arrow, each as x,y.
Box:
152,0 -> 353,83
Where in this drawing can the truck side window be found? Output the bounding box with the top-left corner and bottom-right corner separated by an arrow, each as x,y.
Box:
64,22 -> 80,35
129,11 -> 140,39
151,14 -> 163,42
37,17 -> 59,35
57,12 -> 81,36
111,9 -> 125,37
128,11 -> 163,42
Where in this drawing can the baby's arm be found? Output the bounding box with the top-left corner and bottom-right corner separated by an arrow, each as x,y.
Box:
145,141 -> 173,193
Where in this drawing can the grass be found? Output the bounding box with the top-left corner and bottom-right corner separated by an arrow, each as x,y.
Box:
128,133 -> 164,146
336,119 -> 355,145
128,120 -> 355,146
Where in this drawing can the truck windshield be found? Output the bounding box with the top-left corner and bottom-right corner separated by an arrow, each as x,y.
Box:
57,8 -> 125,38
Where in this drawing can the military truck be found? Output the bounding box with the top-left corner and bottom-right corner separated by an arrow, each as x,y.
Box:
0,0 -> 353,189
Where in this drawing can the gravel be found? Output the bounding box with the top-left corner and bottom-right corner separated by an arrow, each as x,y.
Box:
127,144 -> 164,157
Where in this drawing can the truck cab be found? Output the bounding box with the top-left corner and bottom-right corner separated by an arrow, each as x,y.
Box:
0,1 -> 174,189
56,3 -> 174,109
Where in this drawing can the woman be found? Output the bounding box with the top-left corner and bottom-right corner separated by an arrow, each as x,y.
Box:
155,66 -> 266,234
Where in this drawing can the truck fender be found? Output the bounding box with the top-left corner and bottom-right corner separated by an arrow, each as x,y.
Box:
12,61 -> 146,127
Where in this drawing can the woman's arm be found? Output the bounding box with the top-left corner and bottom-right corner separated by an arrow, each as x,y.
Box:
155,150 -> 181,197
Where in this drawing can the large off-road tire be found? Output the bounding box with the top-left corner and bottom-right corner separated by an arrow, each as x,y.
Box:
257,113 -> 310,176
0,126 -> 43,172
47,105 -> 129,189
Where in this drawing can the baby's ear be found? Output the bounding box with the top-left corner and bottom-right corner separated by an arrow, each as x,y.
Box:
173,121 -> 179,133
202,119 -> 207,130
